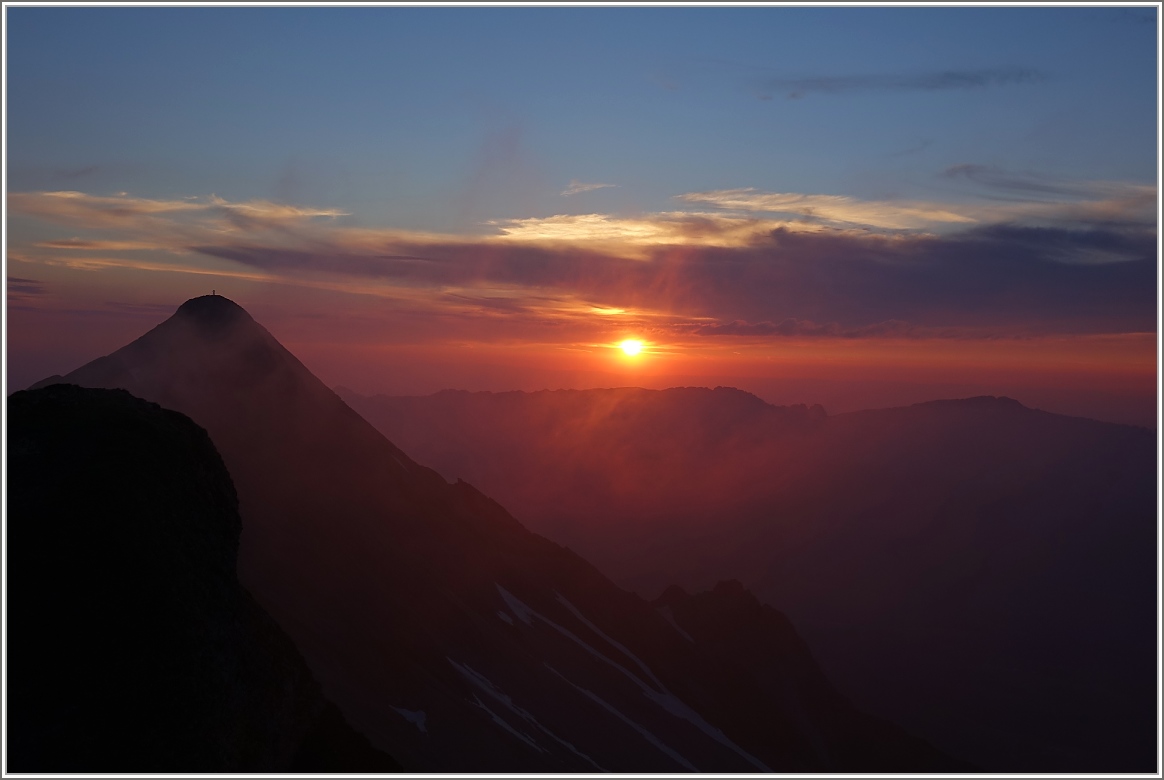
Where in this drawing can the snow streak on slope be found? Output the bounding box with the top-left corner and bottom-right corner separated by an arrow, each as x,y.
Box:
469,694 -> 543,752
557,592 -> 771,771
545,664 -> 697,772
497,585 -> 658,692
556,592 -> 668,689
390,706 -> 427,733
448,658 -> 604,771
496,584 -> 771,771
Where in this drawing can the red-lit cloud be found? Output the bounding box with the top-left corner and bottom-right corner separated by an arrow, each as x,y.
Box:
8,184 -> 1156,349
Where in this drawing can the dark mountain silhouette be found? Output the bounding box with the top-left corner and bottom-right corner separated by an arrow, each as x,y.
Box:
338,385 -> 1158,772
28,294 -> 966,771
7,384 -> 400,772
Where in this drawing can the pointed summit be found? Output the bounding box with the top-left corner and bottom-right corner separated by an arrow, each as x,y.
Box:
30,294 -> 312,411
172,294 -> 255,335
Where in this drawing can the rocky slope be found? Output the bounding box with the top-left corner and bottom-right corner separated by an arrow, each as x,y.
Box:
7,384 -> 400,772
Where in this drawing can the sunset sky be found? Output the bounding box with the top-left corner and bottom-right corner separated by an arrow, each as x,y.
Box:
5,6 -> 1159,425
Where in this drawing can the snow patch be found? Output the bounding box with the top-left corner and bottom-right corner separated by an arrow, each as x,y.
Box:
558,592 -> 770,771
496,585 -> 537,625
545,664 -> 697,772
556,592 -> 667,690
496,584 -> 769,771
497,610 -> 515,625
448,657 -> 604,771
389,706 -> 427,733
470,694 -> 544,753
496,585 -> 655,693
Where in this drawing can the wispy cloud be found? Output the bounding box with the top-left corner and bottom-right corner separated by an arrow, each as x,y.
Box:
676,188 -> 976,230
679,177 -> 1157,234
934,166 -> 1158,233
8,190 -> 346,228
488,211 -> 795,248
942,164 -> 1154,201
7,188 -> 1155,343
562,180 -> 618,196
35,238 -> 164,252
7,277 -> 46,296
8,190 -> 206,220
764,67 -> 1045,99
683,317 -> 1005,340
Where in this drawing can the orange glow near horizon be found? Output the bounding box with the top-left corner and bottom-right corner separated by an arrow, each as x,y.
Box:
6,277 -> 1156,429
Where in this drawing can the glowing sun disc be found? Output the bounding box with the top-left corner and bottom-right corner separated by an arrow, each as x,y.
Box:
620,339 -> 643,356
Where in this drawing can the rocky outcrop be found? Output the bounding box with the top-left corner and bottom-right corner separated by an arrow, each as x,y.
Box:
6,384 -> 400,772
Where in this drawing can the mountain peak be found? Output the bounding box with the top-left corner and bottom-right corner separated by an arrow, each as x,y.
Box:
172,294 -> 255,334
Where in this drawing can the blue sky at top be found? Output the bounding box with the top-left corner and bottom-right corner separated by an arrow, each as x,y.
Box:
6,6 -> 1158,234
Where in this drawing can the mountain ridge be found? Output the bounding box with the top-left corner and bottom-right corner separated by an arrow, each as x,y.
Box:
337,379 -> 1157,771
29,295 -> 967,772
336,383 -> 1153,432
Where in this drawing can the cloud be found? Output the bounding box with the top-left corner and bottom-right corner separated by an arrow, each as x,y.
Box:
487,211 -> 798,249
7,277 -> 46,296
765,67 -> 1045,99
942,164 -> 1155,202
562,180 -> 618,196
691,318 -> 918,338
184,221 -> 1156,339
7,189 -> 1155,342
35,238 -> 163,251
679,178 -> 1157,234
7,191 -> 347,242
676,188 -> 976,230
686,317 -> 1012,340
8,190 -> 206,221
207,195 -> 348,227
934,168 -> 1157,230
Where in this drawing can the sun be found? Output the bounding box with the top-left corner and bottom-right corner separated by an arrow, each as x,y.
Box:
620,339 -> 643,356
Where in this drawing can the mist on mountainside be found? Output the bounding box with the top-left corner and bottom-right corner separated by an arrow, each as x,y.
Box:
340,385 -> 1158,772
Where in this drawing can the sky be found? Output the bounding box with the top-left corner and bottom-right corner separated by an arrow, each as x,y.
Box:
5,5 -> 1160,426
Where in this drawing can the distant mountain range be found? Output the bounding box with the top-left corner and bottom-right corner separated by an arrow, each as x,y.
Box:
19,295 -> 964,772
338,384 -> 1158,771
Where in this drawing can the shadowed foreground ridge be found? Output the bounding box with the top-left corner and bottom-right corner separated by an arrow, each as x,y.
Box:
7,384 -> 401,773
32,296 -> 970,772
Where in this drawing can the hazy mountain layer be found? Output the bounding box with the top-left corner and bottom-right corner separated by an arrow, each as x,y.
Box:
32,295 -> 963,771
339,385 -> 1157,771
7,384 -> 400,772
